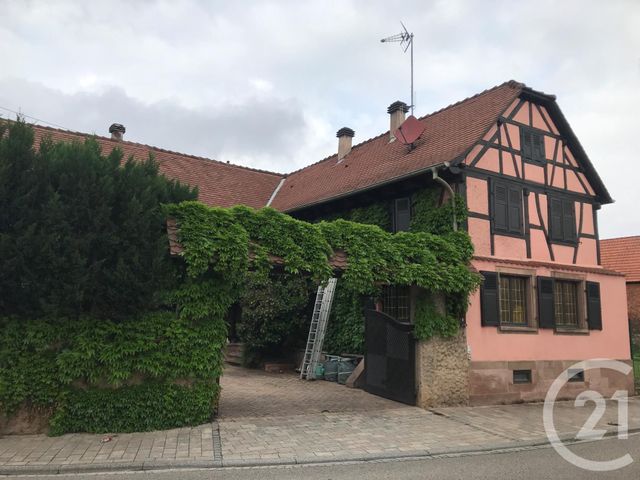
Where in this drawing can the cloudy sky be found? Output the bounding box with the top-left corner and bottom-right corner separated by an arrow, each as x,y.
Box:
1,0 -> 638,237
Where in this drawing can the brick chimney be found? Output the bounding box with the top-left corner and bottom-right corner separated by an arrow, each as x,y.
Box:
336,127 -> 355,161
109,123 -> 126,141
387,101 -> 409,141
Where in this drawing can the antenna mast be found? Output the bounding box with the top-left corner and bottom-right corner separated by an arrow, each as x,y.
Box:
380,22 -> 414,115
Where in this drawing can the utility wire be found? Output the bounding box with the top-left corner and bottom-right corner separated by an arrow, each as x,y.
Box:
0,105 -> 72,131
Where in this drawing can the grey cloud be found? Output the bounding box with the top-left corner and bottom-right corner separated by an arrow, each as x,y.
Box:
0,78 -> 308,172
1,0 -> 639,236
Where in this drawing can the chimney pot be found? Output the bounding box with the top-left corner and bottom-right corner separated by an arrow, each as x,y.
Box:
336,127 -> 355,161
387,101 -> 409,141
109,123 -> 126,141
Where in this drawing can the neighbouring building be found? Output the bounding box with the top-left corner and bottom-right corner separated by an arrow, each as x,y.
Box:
25,80 -> 634,406
601,236 -> 640,350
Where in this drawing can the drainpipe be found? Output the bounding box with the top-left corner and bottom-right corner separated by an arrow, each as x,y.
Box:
431,165 -> 457,232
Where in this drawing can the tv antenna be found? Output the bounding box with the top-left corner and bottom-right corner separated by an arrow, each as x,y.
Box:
380,22 -> 414,115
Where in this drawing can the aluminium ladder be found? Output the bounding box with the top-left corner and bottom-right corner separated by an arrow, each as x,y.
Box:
300,278 -> 337,380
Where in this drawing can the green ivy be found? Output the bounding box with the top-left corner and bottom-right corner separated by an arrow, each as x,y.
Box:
49,381 -> 219,435
324,285 -> 365,355
413,291 -> 460,340
411,189 -> 468,235
0,311 -> 227,434
238,272 -> 313,366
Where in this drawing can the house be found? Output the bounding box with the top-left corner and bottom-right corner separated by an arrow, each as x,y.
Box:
26,80 -> 634,406
601,236 -> 640,350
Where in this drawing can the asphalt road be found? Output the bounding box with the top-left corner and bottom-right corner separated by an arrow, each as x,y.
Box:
12,434 -> 640,480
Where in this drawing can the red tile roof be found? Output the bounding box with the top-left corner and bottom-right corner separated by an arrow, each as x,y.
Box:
601,236 -> 640,282
30,125 -> 284,209
269,81 -> 524,211
23,80 -> 607,213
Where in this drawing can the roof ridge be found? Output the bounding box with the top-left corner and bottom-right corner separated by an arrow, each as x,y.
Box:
27,122 -> 285,178
285,80 -> 524,177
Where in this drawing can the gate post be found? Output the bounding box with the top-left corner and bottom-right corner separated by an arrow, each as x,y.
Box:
415,293 -> 470,408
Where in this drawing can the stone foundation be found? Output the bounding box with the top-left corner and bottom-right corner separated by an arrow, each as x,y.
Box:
416,331 -> 470,408
469,359 -> 635,405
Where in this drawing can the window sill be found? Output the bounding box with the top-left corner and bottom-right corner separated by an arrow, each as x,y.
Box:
499,325 -> 538,334
554,327 -> 589,335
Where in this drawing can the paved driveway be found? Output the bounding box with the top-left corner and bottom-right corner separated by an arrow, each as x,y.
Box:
218,365 -> 403,418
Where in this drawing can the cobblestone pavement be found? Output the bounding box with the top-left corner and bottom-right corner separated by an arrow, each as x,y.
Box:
0,424 -> 218,470
217,407 -> 504,464
218,365 -> 400,418
1,365 -> 639,473
431,396 -> 640,442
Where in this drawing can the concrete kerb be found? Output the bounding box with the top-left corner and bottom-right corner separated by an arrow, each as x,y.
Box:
1,426 -> 638,476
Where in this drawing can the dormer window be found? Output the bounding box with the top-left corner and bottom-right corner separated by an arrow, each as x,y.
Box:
520,127 -> 545,164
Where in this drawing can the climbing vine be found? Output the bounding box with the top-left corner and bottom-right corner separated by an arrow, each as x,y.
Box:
168,199 -> 480,356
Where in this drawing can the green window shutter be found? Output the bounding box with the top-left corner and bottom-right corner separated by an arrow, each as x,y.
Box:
521,129 -> 533,161
586,281 -> 602,330
549,197 -> 563,241
562,199 -> 576,242
493,183 -> 508,232
533,132 -> 545,163
393,197 -> 411,232
537,276 -> 555,328
508,186 -> 523,234
480,271 -> 500,326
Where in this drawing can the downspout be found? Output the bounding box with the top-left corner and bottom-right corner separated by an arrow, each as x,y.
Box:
430,165 -> 457,232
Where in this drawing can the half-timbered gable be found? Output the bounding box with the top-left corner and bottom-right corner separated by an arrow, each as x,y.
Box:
463,94 -> 610,269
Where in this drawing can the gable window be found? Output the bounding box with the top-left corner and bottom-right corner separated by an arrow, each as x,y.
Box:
379,285 -> 411,322
393,197 -> 411,233
549,197 -> 577,243
521,127 -> 545,164
491,180 -> 523,236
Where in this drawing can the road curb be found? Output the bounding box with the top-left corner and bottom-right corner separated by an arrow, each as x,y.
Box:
1,426 -> 638,475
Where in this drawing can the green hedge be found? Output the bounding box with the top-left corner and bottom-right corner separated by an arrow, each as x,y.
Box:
0,313 -> 226,435
49,381 -> 219,435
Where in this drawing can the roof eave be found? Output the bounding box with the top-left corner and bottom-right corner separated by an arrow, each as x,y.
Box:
282,161 -> 450,214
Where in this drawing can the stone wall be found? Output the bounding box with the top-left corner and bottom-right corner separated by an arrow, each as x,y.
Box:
416,331 -> 470,408
469,359 -> 635,405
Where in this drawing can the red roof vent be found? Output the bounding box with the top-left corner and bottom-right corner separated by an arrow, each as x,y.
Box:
393,115 -> 424,148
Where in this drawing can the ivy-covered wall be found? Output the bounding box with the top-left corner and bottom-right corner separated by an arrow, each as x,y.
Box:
309,184 -> 471,353
169,197 -> 479,358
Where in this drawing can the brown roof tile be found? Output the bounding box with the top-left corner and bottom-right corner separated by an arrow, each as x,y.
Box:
601,236 -> 640,282
30,125 -> 284,209
270,81 -> 523,211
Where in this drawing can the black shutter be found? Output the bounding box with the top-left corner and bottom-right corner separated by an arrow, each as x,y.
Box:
562,199 -> 576,242
521,129 -> 532,161
533,132 -> 545,163
586,281 -> 602,330
537,276 -> 555,328
508,187 -> 522,234
394,198 -> 411,232
493,183 -> 508,232
549,197 -> 563,241
480,271 -> 500,326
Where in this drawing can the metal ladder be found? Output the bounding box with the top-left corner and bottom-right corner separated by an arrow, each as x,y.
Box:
300,278 -> 337,380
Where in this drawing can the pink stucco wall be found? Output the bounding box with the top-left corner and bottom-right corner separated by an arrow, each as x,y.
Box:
467,259 -> 631,362
461,97 -> 629,365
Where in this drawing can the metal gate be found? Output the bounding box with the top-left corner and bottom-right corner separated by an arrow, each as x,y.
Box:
364,308 -> 415,405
